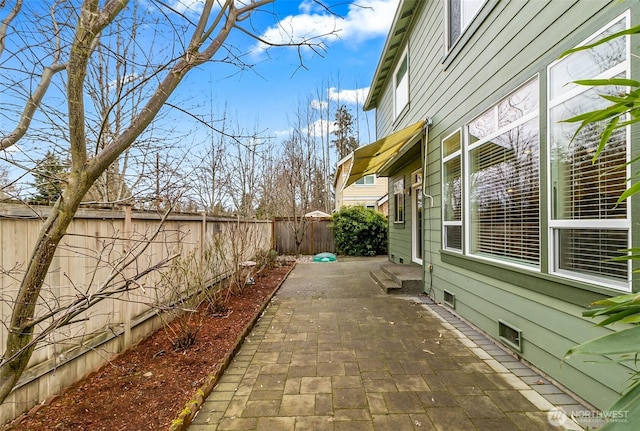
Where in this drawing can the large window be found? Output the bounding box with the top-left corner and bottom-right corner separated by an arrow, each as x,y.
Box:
394,178 -> 405,223
466,78 -> 540,266
548,13 -> 630,289
443,130 -> 462,251
446,0 -> 484,50
394,49 -> 409,118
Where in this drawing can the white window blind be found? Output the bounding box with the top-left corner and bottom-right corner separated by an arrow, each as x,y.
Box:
467,78 -> 540,266
394,178 -> 405,223
548,13 -> 630,289
443,130 -> 462,251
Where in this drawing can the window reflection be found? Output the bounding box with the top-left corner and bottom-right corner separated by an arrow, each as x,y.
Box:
467,78 -> 539,265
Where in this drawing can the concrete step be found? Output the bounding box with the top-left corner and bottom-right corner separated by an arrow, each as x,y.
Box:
369,269 -> 401,293
381,263 -> 423,294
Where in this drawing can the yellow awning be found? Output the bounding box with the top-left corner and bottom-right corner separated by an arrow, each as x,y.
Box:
345,120 -> 425,187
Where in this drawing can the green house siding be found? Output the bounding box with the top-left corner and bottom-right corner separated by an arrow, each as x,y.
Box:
372,0 -> 639,410
387,157 -> 422,264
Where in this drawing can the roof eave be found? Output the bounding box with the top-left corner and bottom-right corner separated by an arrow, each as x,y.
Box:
363,0 -> 421,111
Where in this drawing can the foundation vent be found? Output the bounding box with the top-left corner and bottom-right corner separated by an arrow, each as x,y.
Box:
498,320 -> 522,352
443,290 -> 456,309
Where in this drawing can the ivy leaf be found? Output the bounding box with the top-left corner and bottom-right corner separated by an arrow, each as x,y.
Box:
559,24 -> 640,58
565,326 -> 640,359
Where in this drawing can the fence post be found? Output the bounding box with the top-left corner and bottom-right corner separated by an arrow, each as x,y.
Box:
271,217 -> 276,252
122,204 -> 133,349
200,212 -> 206,266
309,219 -> 314,255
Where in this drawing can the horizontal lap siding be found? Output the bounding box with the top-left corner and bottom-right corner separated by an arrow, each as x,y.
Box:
388,157 -> 422,264
432,268 -> 629,408
376,0 -> 636,409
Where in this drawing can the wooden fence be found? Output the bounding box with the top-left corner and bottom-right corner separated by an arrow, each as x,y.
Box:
0,203 -> 272,424
273,217 -> 336,255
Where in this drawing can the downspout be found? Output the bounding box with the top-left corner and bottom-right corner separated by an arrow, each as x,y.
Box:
422,117 -> 435,292
422,117 -> 434,205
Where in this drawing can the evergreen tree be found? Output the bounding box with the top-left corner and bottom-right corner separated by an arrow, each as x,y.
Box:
32,151 -> 67,203
332,105 -> 359,159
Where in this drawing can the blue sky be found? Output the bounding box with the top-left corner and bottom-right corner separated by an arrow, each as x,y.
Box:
0,0 -> 399,194
174,0 -> 399,144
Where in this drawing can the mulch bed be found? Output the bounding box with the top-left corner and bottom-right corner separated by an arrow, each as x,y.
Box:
5,262 -> 294,431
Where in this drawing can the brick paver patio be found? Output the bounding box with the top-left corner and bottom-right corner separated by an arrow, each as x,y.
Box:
188,257 -> 594,430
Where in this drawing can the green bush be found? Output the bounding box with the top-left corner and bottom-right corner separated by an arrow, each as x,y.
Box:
331,206 -> 387,256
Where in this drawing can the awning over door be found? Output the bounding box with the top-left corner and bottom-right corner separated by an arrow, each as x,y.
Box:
345,120 -> 425,187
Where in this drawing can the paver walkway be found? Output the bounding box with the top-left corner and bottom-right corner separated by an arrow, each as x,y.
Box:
189,257 -> 593,430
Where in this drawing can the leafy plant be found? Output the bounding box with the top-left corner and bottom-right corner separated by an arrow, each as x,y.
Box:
561,22 -> 640,431
330,206 -> 387,256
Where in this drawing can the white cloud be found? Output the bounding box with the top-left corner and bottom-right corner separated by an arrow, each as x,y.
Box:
273,118 -> 336,140
167,0 -> 205,15
310,99 -> 329,110
307,118 -> 336,137
339,0 -> 399,43
328,87 -> 370,105
311,86 -> 370,111
251,0 -> 398,55
107,73 -> 142,90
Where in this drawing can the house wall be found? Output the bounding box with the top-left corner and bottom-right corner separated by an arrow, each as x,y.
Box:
341,176 -> 388,210
376,0 -> 639,410
333,159 -> 349,212
334,158 -> 387,213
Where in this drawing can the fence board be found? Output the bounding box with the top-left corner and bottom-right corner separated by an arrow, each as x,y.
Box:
274,217 -> 336,255
0,203 -> 272,424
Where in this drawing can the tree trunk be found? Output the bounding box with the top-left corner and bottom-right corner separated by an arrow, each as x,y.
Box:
0,180 -> 88,401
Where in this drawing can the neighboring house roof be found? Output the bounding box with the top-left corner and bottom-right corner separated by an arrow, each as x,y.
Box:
364,0 -> 421,111
333,152 -> 354,189
305,210 -> 331,218
377,194 -> 388,207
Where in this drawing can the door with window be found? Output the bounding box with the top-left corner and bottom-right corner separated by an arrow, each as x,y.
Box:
412,170 -> 423,265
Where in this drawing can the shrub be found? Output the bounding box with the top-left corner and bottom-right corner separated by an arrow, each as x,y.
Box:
331,206 -> 387,256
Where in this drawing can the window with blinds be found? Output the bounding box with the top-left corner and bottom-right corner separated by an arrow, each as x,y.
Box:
466,78 -> 540,266
443,130 -> 462,251
548,13 -> 630,290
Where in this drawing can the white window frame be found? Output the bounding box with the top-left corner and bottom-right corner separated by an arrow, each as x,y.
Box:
394,47 -> 409,119
442,129 -> 463,253
394,178 -> 405,223
355,175 -> 375,186
445,0 -> 485,51
464,76 -> 540,270
546,11 -> 631,291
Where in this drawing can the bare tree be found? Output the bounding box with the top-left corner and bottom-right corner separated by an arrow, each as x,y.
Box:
225,123 -> 269,217
0,0 -> 335,405
0,163 -> 15,199
277,100 -> 328,255
187,100 -> 231,214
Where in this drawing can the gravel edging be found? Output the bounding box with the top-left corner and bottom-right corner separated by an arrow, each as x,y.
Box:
168,262 -> 296,431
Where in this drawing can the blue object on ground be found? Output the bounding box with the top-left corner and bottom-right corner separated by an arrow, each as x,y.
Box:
313,252 -> 336,262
